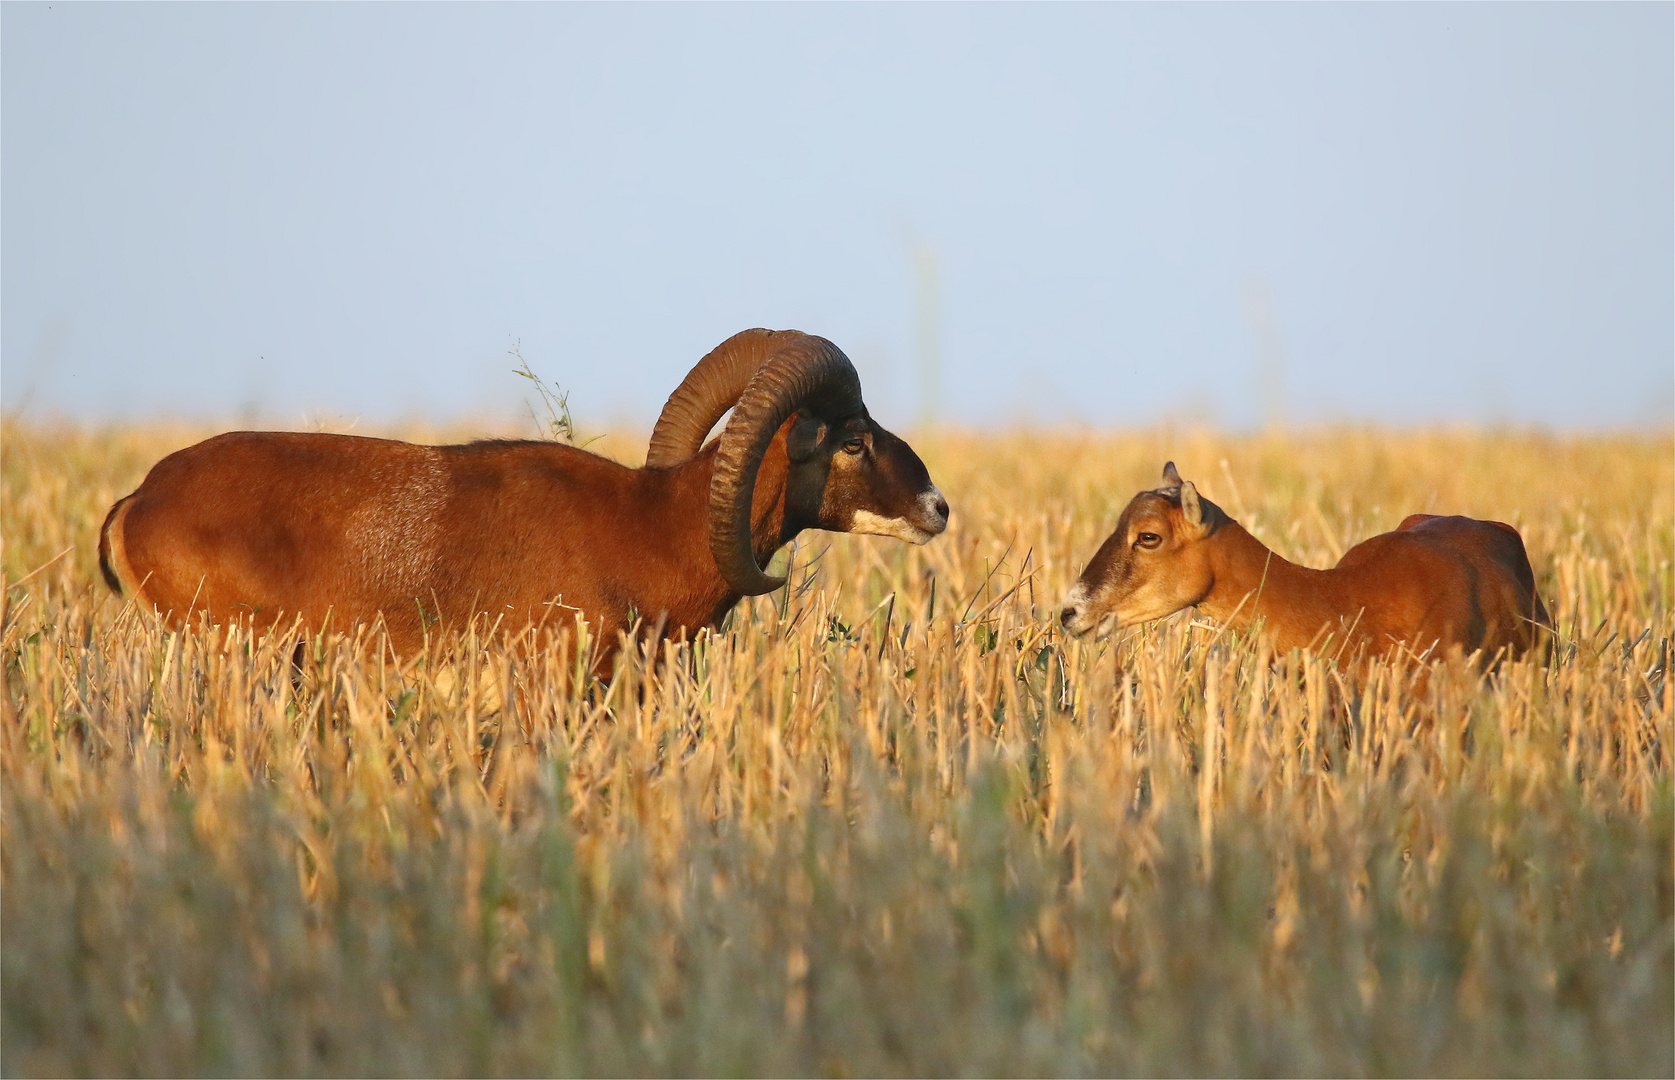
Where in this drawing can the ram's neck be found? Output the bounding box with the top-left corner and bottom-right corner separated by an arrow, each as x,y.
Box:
643,436 -> 797,632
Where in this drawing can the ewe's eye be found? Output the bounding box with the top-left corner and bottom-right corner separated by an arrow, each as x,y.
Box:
1136,532 -> 1162,550
842,437 -> 866,455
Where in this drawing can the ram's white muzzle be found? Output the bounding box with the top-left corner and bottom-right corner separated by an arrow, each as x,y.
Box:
849,487 -> 948,545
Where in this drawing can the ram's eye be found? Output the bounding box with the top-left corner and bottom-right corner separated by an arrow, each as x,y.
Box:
1136,532 -> 1162,549
842,437 -> 866,455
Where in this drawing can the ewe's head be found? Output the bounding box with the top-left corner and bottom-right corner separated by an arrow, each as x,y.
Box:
648,328 -> 947,596
1060,462 -> 1225,636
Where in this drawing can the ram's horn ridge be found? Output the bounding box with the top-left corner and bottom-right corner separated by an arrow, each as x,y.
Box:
708,334 -> 863,595
646,328 -> 785,468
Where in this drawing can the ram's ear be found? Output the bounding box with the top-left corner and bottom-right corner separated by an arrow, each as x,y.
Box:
785,417 -> 828,462
1179,481 -> 1210,538
1161,461 -> 1183,488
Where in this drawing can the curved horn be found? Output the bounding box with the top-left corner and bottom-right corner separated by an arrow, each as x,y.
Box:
645,328 -> 791,468
708,333 -> 862,595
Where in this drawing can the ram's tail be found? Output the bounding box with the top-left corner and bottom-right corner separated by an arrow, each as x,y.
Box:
97,496 -> 131,596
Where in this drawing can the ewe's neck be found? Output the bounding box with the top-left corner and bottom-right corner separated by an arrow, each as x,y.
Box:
1195,521 -> 1344,651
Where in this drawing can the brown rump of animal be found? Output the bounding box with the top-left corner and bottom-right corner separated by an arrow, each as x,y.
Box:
1060,462 -> 1551,665
98,329 -> 949,668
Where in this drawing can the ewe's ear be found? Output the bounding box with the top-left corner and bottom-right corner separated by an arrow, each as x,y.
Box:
786,417 -> 828,463
1161,461 -> 1183,488
1179,481 -> 1209,538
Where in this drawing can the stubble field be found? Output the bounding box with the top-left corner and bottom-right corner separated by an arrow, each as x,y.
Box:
2,419 -> 1671,1077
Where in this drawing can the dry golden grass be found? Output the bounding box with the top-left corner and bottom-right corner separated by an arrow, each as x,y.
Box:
2,419 -> 1671,1077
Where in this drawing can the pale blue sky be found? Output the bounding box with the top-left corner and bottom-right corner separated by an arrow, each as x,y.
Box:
3,2 -> 1670,430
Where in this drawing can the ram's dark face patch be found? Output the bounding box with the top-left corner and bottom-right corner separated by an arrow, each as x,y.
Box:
784,412 -> 948,544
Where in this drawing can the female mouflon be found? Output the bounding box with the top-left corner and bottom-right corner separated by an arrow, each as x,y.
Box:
1060,463 -> 1550,664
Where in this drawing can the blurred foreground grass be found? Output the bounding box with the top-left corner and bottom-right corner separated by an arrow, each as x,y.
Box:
2,420 -> 1671,1076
